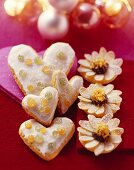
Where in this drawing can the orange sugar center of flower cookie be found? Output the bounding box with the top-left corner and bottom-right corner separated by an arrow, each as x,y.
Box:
90,57 -> 108,74
91,88 -> 107,106
93,123 -> 110,142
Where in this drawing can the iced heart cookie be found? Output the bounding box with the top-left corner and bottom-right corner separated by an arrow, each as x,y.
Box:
78,47 -> 123,84
52,70 -> 83,114
78,114 -> 124,156
19,117 -> 75,161
43,42 -> 75,75
22,87 -> 58,126
8,42 -> 75,95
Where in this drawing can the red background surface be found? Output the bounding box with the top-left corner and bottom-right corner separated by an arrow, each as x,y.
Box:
0,0 -> 134,170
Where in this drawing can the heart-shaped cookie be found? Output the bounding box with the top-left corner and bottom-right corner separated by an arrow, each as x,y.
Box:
22,87 -> 58,126
52,70 -> 83,114
8,42 -> 75,96
19,117 -> 75,161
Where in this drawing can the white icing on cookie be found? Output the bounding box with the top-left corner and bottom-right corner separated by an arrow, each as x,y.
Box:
52,70 -> 83,114
19,117 -> 75,160
43,42 -> 75,75
22,87 -> 58,126
8,43 -> 75,95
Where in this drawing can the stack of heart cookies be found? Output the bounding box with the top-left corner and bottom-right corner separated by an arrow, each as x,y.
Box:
8,42 -> 83,161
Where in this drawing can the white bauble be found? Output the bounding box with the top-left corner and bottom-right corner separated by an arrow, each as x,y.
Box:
38,10 -> 69,39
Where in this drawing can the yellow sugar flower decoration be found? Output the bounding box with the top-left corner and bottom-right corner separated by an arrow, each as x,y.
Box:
78,47 -> 123,84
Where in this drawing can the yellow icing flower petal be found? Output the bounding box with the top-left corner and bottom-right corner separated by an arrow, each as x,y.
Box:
56,51 -> 66,60
34,57 -> 43,65
25,122 -> 32,129
27,85 -> 35,92
18,55 -> 24,62
35,134 -> 44,144
42,66 -> 50,74
57,127 -> 66,135
27,135 -> 35,143
19,70 -> 27,79
25,58 -> 33,66
40,127 -> 47,134
27,98 -> 36,108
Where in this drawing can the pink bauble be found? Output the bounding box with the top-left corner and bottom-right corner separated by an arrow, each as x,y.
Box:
37,10 -> 69,39
72,3 -> 101,29
48,0 -> 79,13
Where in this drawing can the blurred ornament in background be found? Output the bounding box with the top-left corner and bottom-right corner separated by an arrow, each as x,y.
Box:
38,0 -> 53,11
4,0 -> 43,24
48,0 -> 79,13
4,0 -> 28,16
72,3 -> 101,29
95,0 -> 132,28
37,10 -> 69,39
4,0 -> 133,39
19,0 -> 43,24
104,0 -> 123,16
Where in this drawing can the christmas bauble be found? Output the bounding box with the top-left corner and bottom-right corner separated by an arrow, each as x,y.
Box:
38,10 -> 69,39
72,3 -> 101,29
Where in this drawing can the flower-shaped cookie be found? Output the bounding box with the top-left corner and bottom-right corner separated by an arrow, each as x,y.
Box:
78,83 -> 122,117
78,47 -> 123,84
78,114 -> 124,156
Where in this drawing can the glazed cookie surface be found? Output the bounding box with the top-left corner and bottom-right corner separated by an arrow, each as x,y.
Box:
8,43 -> 75,95
78,114 -> 124,156
78,47 -> 123,84
22,87 -> 58,126
52,70 -> 83,114
78,83 -> 122,117
19,117 -> 75,161
43,42 -> 75,75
